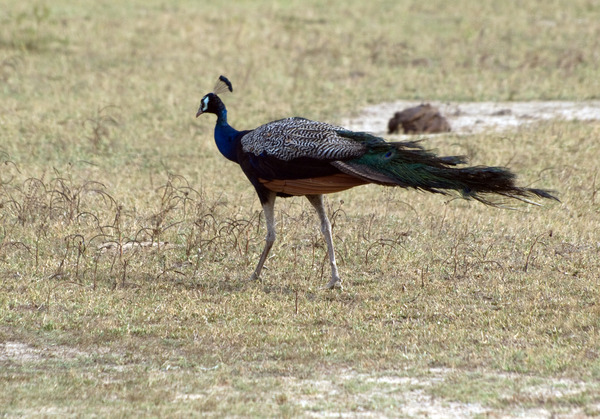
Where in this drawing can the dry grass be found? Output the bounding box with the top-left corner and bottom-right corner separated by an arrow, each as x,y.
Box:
1,0 -> 600,416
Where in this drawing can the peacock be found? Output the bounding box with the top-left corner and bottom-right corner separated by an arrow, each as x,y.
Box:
195,76 -> 558,289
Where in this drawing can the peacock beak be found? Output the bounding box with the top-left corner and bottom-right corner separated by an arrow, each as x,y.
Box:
195,109 -> 204,118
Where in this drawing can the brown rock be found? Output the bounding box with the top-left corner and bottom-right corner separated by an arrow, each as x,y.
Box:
388,104 -> 451,134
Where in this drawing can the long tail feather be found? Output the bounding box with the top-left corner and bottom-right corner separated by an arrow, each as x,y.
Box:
335,131 -> 559,206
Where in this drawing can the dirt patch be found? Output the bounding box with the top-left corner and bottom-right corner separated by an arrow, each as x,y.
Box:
0,341 -> 86,363
4,341 -> 597,417
282,368 -> 597,418
170,366 -> 597,417
0,341 -> 117,367
282,368 -> 490,418
343,100 -> 600,135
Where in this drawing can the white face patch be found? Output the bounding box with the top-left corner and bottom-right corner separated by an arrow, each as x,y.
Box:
201,95 -> 209,112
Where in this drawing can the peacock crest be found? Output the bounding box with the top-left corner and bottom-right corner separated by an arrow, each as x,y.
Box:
213,75 -> 233,95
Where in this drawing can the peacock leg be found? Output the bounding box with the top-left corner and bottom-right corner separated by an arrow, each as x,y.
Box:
248,192 -> 276,282
306,194 -> 342,289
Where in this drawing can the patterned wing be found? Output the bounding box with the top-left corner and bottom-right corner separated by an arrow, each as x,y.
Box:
241,117 -> 366,161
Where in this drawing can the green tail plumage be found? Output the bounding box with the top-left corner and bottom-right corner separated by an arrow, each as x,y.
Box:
333,130 -> 559,206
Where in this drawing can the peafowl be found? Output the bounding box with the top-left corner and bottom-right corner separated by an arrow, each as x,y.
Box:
196,76 -> 558,289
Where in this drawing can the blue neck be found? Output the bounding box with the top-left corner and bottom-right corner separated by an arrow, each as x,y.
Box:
214,109 -> 240,163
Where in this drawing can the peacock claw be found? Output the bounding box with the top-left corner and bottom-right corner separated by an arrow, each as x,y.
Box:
324,278 -> 342,290
247,273 -> 260,282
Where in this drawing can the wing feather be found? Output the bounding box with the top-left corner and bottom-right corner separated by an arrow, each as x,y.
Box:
241,117 -> 366,161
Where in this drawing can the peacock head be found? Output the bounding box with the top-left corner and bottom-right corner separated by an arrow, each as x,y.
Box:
196,75 -> 233,118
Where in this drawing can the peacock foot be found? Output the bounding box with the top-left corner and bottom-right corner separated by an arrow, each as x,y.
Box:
324,277 -> 342,290
247,272 -> 260,282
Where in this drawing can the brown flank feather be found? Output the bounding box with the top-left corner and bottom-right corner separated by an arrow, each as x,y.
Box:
259,174 -> 368,195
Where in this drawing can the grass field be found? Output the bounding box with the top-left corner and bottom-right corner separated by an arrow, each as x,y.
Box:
1,0 -> 600,416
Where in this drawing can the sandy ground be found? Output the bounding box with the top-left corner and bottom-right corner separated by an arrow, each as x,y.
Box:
343,100 -> 600,135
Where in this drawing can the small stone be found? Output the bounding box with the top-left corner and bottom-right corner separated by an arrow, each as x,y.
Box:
388,104 -> 451,134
